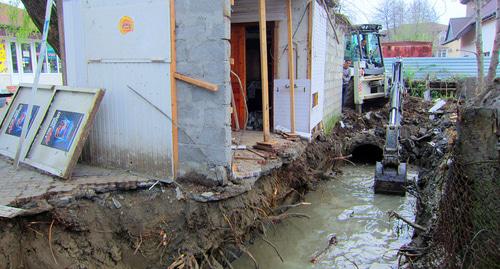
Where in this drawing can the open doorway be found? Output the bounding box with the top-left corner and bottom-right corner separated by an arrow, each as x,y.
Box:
230,22 -> 275,132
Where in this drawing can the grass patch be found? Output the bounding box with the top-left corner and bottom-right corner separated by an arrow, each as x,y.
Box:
324,114 -> 341,136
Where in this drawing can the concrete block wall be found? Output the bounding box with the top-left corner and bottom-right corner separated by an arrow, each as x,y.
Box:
175,0 -> 232,181
323,21 -> 347,122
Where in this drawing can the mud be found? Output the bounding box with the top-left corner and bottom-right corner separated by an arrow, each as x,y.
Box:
0,96 -> 453,269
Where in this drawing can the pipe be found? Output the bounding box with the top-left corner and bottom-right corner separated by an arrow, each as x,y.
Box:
230,70 -> 249,130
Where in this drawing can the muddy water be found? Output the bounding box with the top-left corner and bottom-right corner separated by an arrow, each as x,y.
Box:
233,164 -> 418,269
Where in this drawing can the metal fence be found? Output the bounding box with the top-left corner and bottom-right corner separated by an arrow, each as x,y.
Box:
384,57 -> 500,80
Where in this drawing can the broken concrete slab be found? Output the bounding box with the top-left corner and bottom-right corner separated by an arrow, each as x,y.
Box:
0,205 -> 26,218
0,156 -> 155,208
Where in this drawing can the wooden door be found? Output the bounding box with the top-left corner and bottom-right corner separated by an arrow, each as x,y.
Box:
230,24 -> 247,129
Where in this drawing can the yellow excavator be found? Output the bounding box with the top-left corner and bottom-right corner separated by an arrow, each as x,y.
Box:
344,24 -> 388,113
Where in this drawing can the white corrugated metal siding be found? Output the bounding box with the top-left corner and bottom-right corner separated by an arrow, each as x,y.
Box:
310,2 -> 326,130
273,79 -> 311,135
63,0 -> 173,178
231,0 -> 285,23
385,57 -> 500,80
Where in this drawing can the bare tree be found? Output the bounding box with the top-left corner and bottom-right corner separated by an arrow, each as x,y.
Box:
485,0 -> 500,87
407,0 -> 439,24
374,0 -> 439,38
475,0 -> 485,93
374,0 -> 394,37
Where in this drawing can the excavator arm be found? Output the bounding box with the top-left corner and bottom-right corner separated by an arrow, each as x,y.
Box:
374,59 -> 408,196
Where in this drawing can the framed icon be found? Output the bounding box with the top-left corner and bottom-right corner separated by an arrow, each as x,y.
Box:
23,86 -> 104,179
0,84 -> 54,159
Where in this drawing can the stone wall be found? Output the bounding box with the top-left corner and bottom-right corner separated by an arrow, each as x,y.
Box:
323,20 -> 347,124
175,0 -> 232,182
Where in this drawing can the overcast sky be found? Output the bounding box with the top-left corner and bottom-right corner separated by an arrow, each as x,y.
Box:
1,0 -> 466,26
343,0 -> 466,25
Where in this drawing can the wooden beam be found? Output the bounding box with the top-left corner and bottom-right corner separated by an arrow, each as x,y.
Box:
259,0 -> 271,142
307,0 -> 313,80
231,87 -> 240,130
170,0 -> 179,178
287,0 -> 296,134
174,73 -> 219,92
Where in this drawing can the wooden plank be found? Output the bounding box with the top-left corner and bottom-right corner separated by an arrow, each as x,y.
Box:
0,205 -> 26,219
231,85 -> 240,130
170,0 -> 179,178
273,22 -> 280,79
174,73 -> 219,92
307,0 -> 313,80
259,0 -> 271,142
287,0 -> 296,134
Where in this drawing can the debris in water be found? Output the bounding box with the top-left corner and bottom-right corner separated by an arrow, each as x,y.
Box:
310,234 -> 338,264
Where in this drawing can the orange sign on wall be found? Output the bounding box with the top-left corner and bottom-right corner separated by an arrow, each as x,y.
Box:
119,16 -> 134,35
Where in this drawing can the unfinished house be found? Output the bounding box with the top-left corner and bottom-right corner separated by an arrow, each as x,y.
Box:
58,0 -> 346,183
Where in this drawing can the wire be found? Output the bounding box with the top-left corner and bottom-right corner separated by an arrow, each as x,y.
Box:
230,70 -> 249,130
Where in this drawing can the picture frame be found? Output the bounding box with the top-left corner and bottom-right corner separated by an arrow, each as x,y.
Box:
23,86 -> 104,179
0,84 -> 55,159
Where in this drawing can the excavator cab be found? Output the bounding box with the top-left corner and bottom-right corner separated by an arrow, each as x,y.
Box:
344,24 -> 387,113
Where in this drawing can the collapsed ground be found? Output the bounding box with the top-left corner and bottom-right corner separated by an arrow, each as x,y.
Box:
0,96 -> 461,269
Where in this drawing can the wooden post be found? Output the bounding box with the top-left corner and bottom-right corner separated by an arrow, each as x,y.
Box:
259,0 -> 271,142
307,0 -> 313,80
287,0 -> 296,134
170,0 -> 179,178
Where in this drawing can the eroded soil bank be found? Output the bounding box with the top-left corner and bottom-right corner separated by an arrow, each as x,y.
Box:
0,132 -> 344,269
405,92 -> 499,269
0,97 -> 455,269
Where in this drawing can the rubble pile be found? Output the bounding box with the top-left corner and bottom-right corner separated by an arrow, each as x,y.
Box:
330,96 -> 457,167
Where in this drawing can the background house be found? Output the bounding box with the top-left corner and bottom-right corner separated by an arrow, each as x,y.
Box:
443,0 -> 498,57
0,3 -> 62,94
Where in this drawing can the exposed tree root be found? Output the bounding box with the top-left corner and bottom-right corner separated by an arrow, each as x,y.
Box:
261,236 -> 284,262
388,211 -> 426,232
48,219 -> 58,266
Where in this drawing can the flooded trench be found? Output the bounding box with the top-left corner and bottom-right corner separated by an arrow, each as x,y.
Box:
233,164 -> 418,269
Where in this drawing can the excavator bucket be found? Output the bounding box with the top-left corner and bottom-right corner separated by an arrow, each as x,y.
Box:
374,162 -> 407,196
